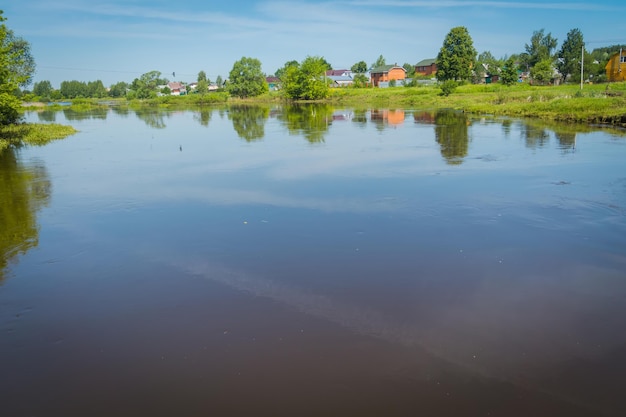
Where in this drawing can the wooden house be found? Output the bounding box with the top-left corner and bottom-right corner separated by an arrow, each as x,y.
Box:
415,59 -> 437,76
605,51 -> 626,82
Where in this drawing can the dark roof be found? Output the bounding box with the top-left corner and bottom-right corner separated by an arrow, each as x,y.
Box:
416,59 -> 436,66
370,64 -> 406,74
266,77 -> 280,83
326,69 -> 350,76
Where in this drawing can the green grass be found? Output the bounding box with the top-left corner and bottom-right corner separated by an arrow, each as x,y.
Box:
0,123 -> 78,152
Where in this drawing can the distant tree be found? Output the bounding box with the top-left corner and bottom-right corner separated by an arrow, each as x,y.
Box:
351,60 -> 368,74
557,28 -> 587,83
60,80 -> 88,98
131,70 -> 164,99
282,56 -> 330,100
196,79 -> 208,95
227,57 -> 268,99
500,57 -> 519,86
197,70 -> 207,83
436,26 -> 477,82
33,80 -> 53,99
215,75 -> 223,87
352,73 -> 369,88
108,81 -> 128,98
372,54 -> 386,69
402,62 -> 416,78
530,59 -> 555,85
1,10 -> 36,124
87,80 -> 107,98
521,29 -> 557,71
319,57 -> 332,71
160,86 -> 171,95
275,60 -> 299,80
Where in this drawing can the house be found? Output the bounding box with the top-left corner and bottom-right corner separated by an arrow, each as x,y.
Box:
326,69 -> 352,77
327,75 -> 354,87
370,65 -> 406,87
266,76 -> 280,90
415,59 -> 437,76
605,50 -> 626,82
167,81 -> 186,96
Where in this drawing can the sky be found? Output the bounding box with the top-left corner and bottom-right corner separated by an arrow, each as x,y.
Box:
4,0 -> 626,88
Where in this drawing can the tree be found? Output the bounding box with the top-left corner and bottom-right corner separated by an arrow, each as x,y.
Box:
227,57 -> 268,99
530,59 -> 554,85
372,54 -> 386,69
557,28 -> 586,83
352,73 -> 369,88
1,10 -> 36,125
351,60 -> 367,74
215,75 -> 223,88
275,60 -> 299,80
282,56 -> 330,100
196,79 -> 208,95
108,81 -> 128,98
402,62 -> 416,78
521,29 -> 557,70
33,80 -> 53,99
436,26 -> 477,82
87,80 -> 107,98
197,70 -> 207,83
500,57 -> 519,86
131,70 -> 165,99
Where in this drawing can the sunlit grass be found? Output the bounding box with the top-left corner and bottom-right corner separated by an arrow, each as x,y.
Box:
0,123 -> 78,152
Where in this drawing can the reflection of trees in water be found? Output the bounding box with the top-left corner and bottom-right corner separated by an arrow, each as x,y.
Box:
195,108 -> 213,127
501,119 -> 513,137
434,110 -> 470,165
0,149 -> 51,283
62,108 -> 108,121
134,108 -> 167,129
110,106 -> 130,118
37,110 -> 57,122
228,105 -> 269,141
278,104 -> 333,143
352,109 -> 367,127
555,131 -> 576,152
521,124 -> 550,149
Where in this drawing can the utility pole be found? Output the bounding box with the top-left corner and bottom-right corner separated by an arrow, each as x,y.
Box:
580,44 -> 584,90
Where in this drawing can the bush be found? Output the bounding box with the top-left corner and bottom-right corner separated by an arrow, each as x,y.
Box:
439,80 -> 458,96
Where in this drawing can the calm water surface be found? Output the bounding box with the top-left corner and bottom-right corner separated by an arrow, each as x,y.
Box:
1,106 -> 625,416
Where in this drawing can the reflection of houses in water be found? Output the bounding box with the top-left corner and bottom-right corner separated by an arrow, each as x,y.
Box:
331,111 -> 353,121
413,111 -> 436,125
370,109 -> 405,125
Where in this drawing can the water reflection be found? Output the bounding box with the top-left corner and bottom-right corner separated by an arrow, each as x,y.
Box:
36,110 -> 57,122
63,108 -> 108,121
228,105 -> 269,141
134,108 -> 168,129
195,108 -> 212,127
371,109 -> 405,131
433,110 -> 470,165
277,103 -> 334,143
0,149 -> 50,282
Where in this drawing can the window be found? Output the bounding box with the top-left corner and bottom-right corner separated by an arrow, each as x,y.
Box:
621,56 -> 626,63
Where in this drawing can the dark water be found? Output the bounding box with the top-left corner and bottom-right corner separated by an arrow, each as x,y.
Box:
1,106 -> 625,416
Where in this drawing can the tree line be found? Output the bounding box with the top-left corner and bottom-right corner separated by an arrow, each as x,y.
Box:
2,5 -> 626,126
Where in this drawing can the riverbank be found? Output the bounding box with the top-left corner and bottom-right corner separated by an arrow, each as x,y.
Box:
0,123 -> 78,152
20,82 -> 626,127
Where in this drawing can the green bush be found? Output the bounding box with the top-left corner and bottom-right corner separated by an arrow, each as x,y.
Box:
439,80 -> 458,96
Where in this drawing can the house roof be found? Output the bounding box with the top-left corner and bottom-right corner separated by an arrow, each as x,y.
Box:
326,69 -> 351,76
266,77 -> 280,83
416,58 -> 436,67
370,65 -> 406,74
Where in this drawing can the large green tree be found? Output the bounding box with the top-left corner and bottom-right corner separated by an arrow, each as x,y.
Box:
275,60 -> 299,80
436,26 -> 477,82
0,10 -> 35,125
557,28 -> 587,83
500,57 -> 519,86
227,57 -> 268,99
351,60 -> 368,74
520,29 -> 557,71
372,55 -> 386,69
282,56 -> 330,100
33,80 -> 53,99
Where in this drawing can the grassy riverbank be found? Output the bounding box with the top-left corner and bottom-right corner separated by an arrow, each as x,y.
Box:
20,82 -> 626,127
0,123 -> 78,152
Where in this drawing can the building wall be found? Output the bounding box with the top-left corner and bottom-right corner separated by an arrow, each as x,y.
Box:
416,63 -> 437,76
605,54 -> 626,82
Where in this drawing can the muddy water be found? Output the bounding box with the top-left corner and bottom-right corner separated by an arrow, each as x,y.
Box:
1,106 -> 625,416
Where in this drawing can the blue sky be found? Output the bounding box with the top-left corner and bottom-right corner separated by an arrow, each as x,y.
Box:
4,0 -> 626,87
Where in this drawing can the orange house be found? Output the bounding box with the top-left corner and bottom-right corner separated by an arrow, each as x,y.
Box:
605,51 -> 626,82
370,65 -> 406,87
